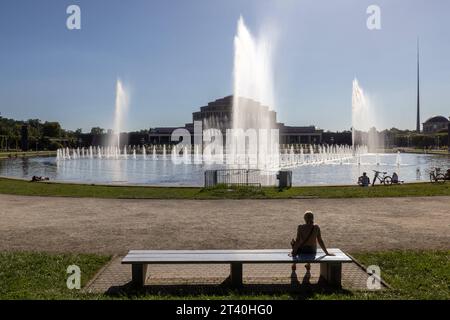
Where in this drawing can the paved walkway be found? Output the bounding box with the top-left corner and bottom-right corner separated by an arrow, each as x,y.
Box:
1,194 -> 449,253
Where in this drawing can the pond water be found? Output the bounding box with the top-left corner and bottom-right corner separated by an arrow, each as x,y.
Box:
1,153 -> 450,187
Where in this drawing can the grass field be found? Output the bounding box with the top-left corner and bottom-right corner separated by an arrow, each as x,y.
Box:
0,250 -> 448,300
1,177 -> 450,199
0,252 -> 110,299
349,250 -> 450,300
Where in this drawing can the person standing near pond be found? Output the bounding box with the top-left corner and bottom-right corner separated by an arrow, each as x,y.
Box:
290,211 -> 332,271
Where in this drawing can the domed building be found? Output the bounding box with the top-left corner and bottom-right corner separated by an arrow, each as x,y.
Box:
148,96 -> 323,144
422,116 -> 449,133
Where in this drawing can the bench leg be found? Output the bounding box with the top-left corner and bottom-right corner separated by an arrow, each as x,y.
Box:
320,263 -> 342,288
131,263 -> 148,288
230,262 -> 243,288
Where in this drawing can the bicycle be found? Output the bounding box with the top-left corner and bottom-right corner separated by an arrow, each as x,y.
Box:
429,168 -> 446,183
372,170 -> 392,186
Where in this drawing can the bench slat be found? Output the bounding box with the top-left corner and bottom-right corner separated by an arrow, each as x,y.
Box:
122,249 -> 352,264
127,248 -> 344,254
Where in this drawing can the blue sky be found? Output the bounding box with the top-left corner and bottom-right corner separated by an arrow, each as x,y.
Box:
0,0 -> 449,132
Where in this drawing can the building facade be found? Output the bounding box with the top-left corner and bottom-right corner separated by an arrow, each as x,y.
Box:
148,96 -> 323,145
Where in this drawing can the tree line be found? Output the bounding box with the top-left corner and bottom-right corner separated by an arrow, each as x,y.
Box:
0,116 -> 149,151
0,115 -> 448,152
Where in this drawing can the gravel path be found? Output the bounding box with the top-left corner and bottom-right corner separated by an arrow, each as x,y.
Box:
1,194 -> 449,254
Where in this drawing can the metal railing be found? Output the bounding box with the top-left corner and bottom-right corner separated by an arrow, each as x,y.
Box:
204,169 -> 266,188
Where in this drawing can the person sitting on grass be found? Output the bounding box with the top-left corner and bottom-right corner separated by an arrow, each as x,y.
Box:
31,176 -> 49,182
357,172 -> 370,187
391,172 -> 404,184
290,211 -> 332,271
392,172 -> 399,184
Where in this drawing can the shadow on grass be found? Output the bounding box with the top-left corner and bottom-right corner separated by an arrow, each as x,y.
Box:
104,273 -> 354,300
198,184 -> 268,199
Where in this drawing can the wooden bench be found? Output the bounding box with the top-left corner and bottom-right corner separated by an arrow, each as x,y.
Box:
122,248 -> 352,288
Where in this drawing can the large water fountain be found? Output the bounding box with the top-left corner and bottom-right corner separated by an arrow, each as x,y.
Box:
9,143 -> 447,186
229,16 -> 279,170
1,17 -> 449,186
352,78 -> 383,153
110,79 -> 129,147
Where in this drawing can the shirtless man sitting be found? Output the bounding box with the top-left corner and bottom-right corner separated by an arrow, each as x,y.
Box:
290,211 -> 332,271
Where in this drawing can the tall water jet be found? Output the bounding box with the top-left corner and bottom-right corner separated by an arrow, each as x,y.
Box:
111,79 -> 129,147
194,144 -> 202,164
183,146 -> 190,164
396,151 -> 401,166
230,16 -> 279,170
300,147 -> 304,164
352,78 -> 382,153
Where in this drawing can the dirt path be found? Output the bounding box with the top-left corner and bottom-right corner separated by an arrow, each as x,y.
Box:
0,194 -> 449,254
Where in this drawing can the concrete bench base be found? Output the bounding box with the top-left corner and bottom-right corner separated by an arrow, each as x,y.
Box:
122,249 -> 352,289
131,263 -> 148,288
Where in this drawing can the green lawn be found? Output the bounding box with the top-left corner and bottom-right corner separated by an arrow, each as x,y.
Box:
0,251 -> 448,300
0,252 -> 110,299
1,177 -> 450,199
350,250 -> 450,300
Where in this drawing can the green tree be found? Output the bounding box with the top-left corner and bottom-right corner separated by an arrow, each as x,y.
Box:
90,127 -> 104,135
43,122 -> 61,138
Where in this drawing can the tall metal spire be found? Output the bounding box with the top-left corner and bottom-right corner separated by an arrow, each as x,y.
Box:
416,38 -> 421,133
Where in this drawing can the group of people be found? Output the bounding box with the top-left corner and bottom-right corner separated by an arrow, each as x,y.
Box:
357,171 -> 400,187
30,176 -> 50,182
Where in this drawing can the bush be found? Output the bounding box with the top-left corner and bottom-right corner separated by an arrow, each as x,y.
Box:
49,141 -> 63,151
